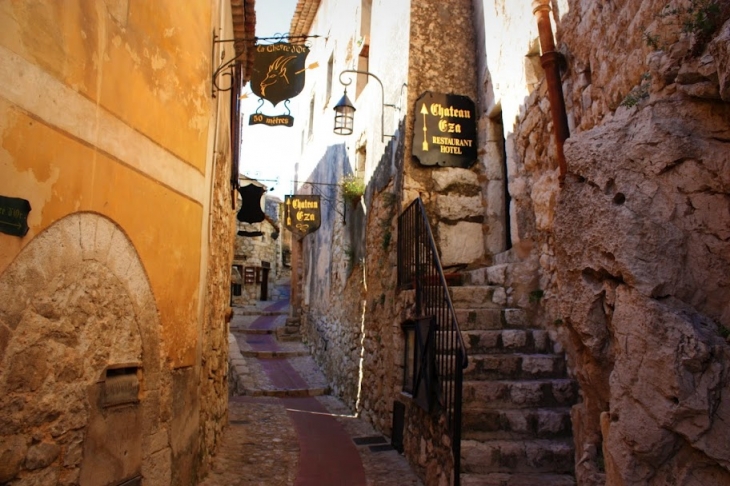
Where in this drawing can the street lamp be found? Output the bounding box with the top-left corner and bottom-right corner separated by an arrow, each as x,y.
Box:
333,90 -> 356,135
332,69 -> 396,142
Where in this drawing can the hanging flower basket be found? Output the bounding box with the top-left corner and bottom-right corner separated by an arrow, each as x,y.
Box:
339,174 -> 365,205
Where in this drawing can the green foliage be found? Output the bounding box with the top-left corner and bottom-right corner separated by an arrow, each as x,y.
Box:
554,318 -> 564,326
677,0 -> 723,37
381,192 -> 397,207
340,174 -> 365,202
529,289 -> 545,304
643,31 -> 661,49
646,1 -> 728,54
620,73 -> 651,108
382,230 -> 392,250
344,246 -> 355,267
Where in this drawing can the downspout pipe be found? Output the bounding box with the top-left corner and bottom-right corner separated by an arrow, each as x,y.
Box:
532,0 -> 570,181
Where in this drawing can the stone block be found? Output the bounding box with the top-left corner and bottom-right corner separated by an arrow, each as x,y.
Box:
532,330 -> 549,352
503,308 -> 529,328
501,330 -> 528,349
437,195 -> 483,220
492,287 -> 507,306
25,441 -> 60,470
142,447 -> 171,486
106,229 -> 136,279
432,168 -> 480,191
536,409 -> 571,436
450,286 -> 499,308
0,435 -> 28,482
521,355 -> 562,376
438,221 -> 485,267
92,217 -> 117,264
486,264 -> 508,286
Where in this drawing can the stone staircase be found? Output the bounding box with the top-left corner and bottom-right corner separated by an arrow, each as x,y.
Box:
448,263 -> 577,486
228,305 -> 330,398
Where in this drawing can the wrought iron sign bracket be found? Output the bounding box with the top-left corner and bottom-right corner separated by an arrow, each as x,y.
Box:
212,33 -> 324,98
338,69 -> 398,143
211,31 -> 245,98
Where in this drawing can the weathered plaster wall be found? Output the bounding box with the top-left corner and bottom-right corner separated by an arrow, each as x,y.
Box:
0,0 -> 210,368
0,0 -> 245,483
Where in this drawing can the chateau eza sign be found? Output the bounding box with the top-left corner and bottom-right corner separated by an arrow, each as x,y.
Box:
412,91 -> 477,168
249,43 -> 310,127
284,195 -> 321,238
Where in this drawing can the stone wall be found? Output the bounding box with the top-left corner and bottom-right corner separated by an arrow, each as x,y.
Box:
232,214 -> 280,305
472,0 -> 730,484
198,153 -> 235,475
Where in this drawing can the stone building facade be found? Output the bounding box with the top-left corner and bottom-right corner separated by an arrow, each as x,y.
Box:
0,1 -> 255,484
231,177 -> 286,306
290,0 -> 730,485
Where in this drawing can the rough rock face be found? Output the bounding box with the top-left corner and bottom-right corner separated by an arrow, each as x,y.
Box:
554,74 -> 730,485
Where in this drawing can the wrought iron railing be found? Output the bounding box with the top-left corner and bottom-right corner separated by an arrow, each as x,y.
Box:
397,197 -> 468,486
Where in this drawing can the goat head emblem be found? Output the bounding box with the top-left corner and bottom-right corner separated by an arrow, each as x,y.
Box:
260,55 -> 297,96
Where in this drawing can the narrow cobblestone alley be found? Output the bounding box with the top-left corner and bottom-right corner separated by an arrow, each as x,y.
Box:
199,281 -> 423,486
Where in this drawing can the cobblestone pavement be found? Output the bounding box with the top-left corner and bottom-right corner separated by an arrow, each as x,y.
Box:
200,289 -> 423,485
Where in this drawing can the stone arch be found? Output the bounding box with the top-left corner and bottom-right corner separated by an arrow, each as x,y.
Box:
0,212 -> 170,485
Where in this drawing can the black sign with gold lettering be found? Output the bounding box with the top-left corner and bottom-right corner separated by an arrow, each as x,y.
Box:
0,195 -> 31,237
412,91 -> 477,168
251,43 -> 310,107
284,195 -> 321,238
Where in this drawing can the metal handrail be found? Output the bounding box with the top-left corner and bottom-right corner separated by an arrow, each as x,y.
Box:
397,197 -> 468,486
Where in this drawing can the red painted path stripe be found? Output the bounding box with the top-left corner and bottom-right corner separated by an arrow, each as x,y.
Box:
259,358 -> 309,389
281,397 -> 367,486
250,314 -> 279,331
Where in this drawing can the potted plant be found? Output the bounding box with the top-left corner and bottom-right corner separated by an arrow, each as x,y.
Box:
339,174 -> 365,206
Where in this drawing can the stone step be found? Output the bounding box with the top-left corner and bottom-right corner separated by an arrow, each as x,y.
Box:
462,329 -> 556,354
246,386 -> 330,398
240,349 -> 310,358
462,379 -> 577,410
455,308 -> 504,330
461,407 -> 573,441
233,328 -> 275,335
449,286 -> 504,309
461,263 -> 510,287
461,438 -> 575,475
463,354 -> 566,381
461,472 -> 576,486
454,308 -> 531,331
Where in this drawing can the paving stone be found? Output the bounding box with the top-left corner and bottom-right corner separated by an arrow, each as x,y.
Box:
210,300 -> 423,486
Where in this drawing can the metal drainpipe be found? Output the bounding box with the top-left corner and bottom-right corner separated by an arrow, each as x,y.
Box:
532,0 -> 570,181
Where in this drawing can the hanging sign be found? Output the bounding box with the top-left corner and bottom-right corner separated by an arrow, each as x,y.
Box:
249,43 -> 310,127
412,91 -> 477,168
237,183 -> 266,223
0,195 -> 31,237
284,195 -> 321,237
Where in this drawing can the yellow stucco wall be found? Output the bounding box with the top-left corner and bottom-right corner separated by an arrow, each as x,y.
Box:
0,0 -> 216,367
0,0 -> 211,170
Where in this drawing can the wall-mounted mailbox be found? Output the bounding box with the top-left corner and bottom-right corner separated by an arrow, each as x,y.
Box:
102,367 -> 140,407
